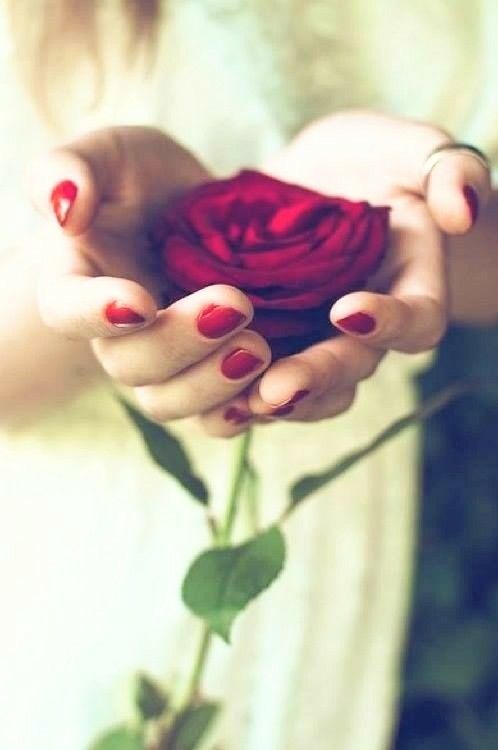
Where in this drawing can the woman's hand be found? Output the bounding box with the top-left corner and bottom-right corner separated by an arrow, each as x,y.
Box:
202,111 -> 491,437
31,127 -> 272,422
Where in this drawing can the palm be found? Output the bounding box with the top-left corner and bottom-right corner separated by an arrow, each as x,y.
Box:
263,111 -> 443,300
72,126 -> 211,301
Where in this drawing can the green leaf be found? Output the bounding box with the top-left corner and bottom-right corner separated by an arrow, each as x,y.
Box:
120,400 -> 208,505
89,725 -> 144,750
134,672 -> 168,721
288,382 -> 472,513
182,526 -> 286,642
162,702 -> 220,750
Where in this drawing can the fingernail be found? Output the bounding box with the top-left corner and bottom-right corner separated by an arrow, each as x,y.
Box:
271,403 -> 295,417
335,312 -> 376,335
197,304 -> 246,338
270,389 -> 311,415
224,406 -> 252,425
50,180 -> 78,227
221,349 -> 263,379
105,301 -> 146,327
463,184 -> 479,225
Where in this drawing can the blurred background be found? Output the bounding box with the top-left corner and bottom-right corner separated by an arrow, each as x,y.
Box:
395,324 -> 498,750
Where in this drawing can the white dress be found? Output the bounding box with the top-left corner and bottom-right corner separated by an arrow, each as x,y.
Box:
1,2 -> 497,749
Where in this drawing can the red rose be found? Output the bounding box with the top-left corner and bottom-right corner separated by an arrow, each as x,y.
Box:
159,169 -> 389,357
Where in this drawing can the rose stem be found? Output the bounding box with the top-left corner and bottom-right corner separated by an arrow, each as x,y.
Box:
174,429 -> 253,712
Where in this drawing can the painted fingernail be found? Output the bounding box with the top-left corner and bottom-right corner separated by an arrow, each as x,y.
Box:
270,389 -> 311,415
271,403 -> 295,417
463,184 -> 479,225
221,349 -> 264,379
50,180 -> 78,227
105,301 -> 146,327
335,312 -> 376,335
224,406 -> 252,425
197,304 -> 246,338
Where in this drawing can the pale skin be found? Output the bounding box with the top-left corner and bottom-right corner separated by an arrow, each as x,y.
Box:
0,111 -> 496,434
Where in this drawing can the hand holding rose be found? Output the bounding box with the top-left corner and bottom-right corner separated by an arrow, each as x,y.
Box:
30,114 -> 491,436
30,127 -> 271,421
200,111 -> 491,436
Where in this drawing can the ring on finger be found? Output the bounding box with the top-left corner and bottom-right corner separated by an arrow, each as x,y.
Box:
421,142 -> 490,195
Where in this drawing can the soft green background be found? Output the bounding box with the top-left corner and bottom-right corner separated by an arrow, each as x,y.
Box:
396,325 -> 498,749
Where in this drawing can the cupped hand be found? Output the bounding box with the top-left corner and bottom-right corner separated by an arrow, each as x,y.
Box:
202,110 -> 491,436
31,127 -> 271,421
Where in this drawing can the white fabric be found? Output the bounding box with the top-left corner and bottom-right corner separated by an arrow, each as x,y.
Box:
0,2 -> 495,749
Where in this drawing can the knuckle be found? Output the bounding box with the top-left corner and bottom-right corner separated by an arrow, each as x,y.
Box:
396,297 -> 447,353
91,345 -> 138,386
133,387 -> 171,423
283,354 -> 315,384
318,348 -> 344,388
200,416 -> 244,439
420,301 -> 447,350
115,370 -> 152,388
331,388 -> 357,415
359,353 -> 382,380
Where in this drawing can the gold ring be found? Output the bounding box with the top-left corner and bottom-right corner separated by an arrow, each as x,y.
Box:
422,142 -> 490,194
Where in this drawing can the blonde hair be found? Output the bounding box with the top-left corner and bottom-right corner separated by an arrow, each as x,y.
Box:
5,0 -> 498,163
6,0 -> 163,126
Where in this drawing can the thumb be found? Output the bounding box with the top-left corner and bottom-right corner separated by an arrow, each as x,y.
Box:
424,146 -> 492,235
28,129 -> 120,236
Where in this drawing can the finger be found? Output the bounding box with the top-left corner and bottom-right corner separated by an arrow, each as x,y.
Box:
28,126 -> 210,236
388,120 -> 491,234
38,274 -> 157,340
199,393 -> 256,438
247,336 -> 382,417
278,386 -> 357,423
330,292 -> 446,354
200,385 -> 357,433
331,201 -> 447,353
93,285 -> 253,386
134,330 -> 271,422
28,130 -> 119,235
423,148 -> 492,234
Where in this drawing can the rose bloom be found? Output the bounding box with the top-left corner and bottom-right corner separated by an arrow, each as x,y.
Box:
159,169 -> 389,357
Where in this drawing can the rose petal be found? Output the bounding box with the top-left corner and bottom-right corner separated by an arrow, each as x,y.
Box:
160,169 -> 390,355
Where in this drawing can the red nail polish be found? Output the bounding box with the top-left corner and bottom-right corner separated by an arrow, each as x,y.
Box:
105,301 -> 146,326
221,349 -> 263,379
224,406 -> 252,425
335,312 -> 376,335
271,403 -> 295,417
463,185 -> 479,225
197,304 -> 246,338
271,389 -> 310,415
50,180 -> 77,227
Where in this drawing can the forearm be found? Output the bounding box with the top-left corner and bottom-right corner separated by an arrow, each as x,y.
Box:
0,247 -> 102,427
448,190 -> 498,325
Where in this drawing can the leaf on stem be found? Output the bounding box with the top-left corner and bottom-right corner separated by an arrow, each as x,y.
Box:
120,400 -> 209,505
287,382 -> 473,513
134,672 -> 168,721
181,526 -> 286,643
89,726 -> 144,750
161,702 -> 220,750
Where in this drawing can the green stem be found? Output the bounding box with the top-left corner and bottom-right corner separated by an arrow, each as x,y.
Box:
243,460 -> 260,535
174,429 -> 253,712
175,623 -> 212,711
218,430 -> 252,545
